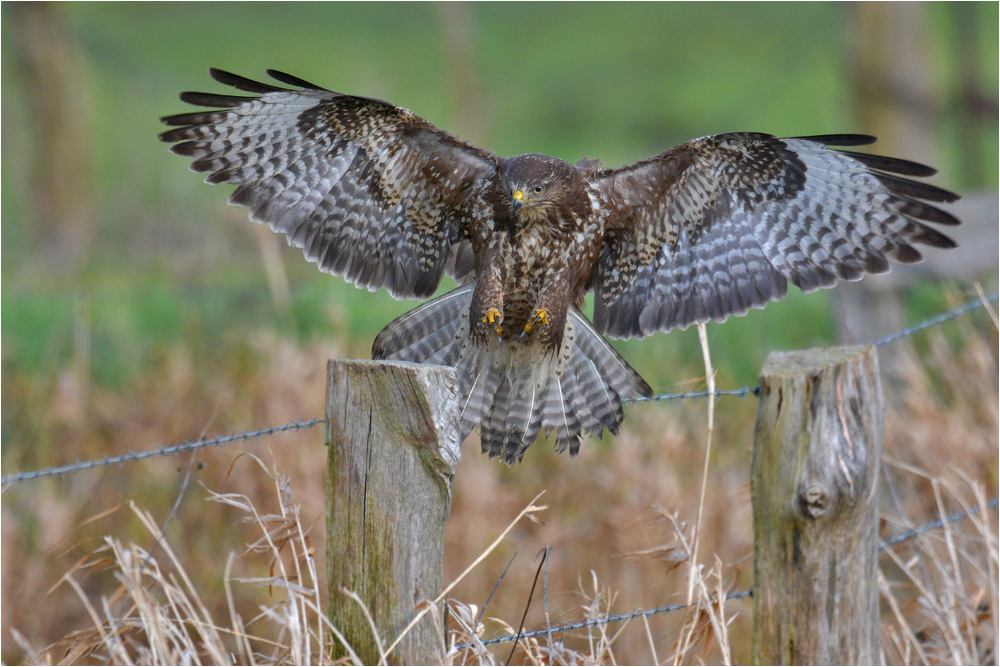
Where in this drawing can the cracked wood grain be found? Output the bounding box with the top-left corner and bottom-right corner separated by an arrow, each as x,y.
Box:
751,346 -> 884,665
326,360 -> 461,665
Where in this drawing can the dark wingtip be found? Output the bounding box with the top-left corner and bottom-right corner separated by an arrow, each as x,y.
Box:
266,69 -> 329,91
844,151 -> 939,177
875,172 -> 961,204
209,68 -> 289,94
208,67 -> 230,83
793,134 -> 877,147
178,91 -> 254,108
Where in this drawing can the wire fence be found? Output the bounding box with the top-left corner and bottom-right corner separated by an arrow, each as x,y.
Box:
1,420 -> 324,486
464,590 -> 755,650
875,291 -> 998,346
631,291 -> 998,405
460,495 -> 1000,650
3,290 -> 997,657
2,291 -> 996,487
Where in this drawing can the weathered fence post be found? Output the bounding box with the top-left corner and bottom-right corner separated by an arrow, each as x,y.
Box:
751,346 -> 884,665
326,360 -> 461,665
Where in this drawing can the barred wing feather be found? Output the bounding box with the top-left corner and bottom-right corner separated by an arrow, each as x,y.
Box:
160,69 -> 497,299
592,133 -> 959,338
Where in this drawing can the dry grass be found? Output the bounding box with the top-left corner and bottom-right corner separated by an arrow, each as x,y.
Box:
879,474 -> 998,665
15,457 -> 336,665
2,297 -> 997,665
12,472 -> 741,666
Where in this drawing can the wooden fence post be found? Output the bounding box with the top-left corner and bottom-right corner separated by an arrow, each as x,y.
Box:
751,346 -> 884,665
326,360 -> 461,665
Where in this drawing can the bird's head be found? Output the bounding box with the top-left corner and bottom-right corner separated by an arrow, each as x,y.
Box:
500,154 -> 584,225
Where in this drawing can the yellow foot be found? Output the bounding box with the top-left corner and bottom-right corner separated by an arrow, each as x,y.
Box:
521,308 -> 550,337
481,307 -> 503,339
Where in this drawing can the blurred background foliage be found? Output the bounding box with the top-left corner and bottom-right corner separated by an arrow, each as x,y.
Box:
1,3 -> 997,664
2,2 -> 996,391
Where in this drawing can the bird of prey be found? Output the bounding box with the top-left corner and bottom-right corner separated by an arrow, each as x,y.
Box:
161,69 -> 959,463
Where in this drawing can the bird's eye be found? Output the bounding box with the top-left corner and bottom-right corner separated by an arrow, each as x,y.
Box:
533,186 -> 544,194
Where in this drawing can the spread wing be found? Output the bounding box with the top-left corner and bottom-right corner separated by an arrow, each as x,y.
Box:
590,133 -> 960,338
160,69 -> 497,299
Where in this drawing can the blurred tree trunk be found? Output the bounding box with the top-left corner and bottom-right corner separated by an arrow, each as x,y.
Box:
952,2 -> 993,188
846,2 -> 940,163
835,2 -> 940,394
13,2 -> 96,278
435,2 -> 489,146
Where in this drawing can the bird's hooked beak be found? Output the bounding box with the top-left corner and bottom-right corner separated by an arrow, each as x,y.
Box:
511,189 -> 524,214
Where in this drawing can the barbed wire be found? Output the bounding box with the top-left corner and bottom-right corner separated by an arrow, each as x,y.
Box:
462,589 -> 754,649
879,496 -> 999,548
629,291 -> 998,404
3,291 -> 995,486
459,496 -> 1000,650
1,419 -> 323,487
626,386 -> 760,403
875,292 -> 998,347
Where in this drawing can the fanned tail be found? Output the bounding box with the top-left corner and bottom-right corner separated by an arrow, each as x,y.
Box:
372,283 -> 475,364
373,287 -> 652,464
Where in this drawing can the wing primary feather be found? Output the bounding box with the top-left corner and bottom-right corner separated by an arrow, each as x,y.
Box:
872,171 -> 960,203
792,134 -> 876,146
177,91 -> 253,108
901,221 -> 957,250
208,68 -> 289,93
159,111 -> 227,129
894,196 -> 961,226
837,151 -> 938,177
266,69 -> 330,91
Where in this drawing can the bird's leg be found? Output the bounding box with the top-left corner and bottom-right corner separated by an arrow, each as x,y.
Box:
470,247 -> 506,342
520,273 -> 568,343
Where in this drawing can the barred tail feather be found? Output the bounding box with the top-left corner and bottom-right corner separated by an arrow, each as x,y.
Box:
471,308 -> 651,463
552,371 -> 586,455
480,371 -> 512,459
567,310 -> 651,424
504,386 -> 544,461
373,288 -> 652,464
372,283 -> 475,362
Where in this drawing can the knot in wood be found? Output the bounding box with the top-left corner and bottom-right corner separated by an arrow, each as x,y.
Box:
798,485 -> 829,518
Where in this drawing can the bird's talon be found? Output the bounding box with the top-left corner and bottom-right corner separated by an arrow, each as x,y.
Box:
482,308 -> 503,338
523,308 -> 550,335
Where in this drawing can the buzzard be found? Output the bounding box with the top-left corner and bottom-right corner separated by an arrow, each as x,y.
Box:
161,69 -> 959,463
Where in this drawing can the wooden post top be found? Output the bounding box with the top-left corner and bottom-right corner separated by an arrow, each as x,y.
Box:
760,345 -> 875,375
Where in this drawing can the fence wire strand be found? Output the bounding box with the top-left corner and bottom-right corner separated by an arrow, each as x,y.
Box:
629,291 -> 998,405
458,495 -> 999,650
462,589 -> 755,649
1,419 -> 323,486
879,496 -> 999,548
3,291 -> 996,486
874,292 -> 999,347
627,386 -> 760,403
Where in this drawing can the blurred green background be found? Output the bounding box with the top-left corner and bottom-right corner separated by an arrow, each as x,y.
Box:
2,2 -> 996,400
2,3 -> 997,662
